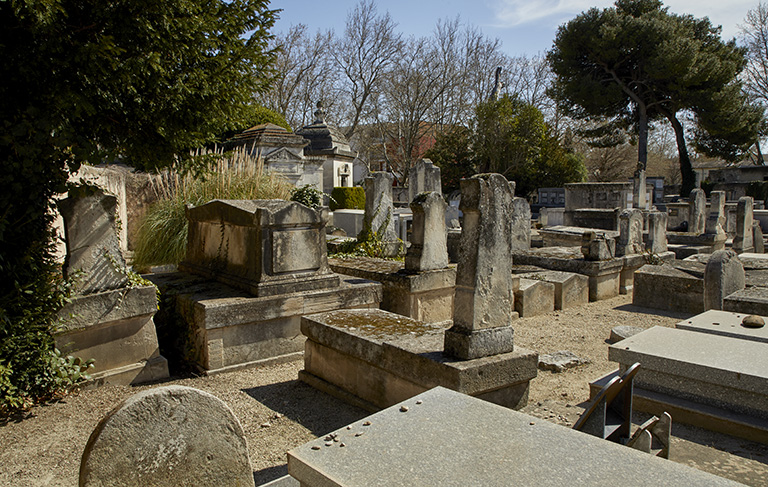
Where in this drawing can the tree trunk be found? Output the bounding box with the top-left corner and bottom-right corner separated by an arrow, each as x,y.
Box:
637,104 -> 648,171
665,112 -> 696,196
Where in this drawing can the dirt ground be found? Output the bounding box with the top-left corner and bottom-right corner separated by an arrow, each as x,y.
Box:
1,293 -> 767,486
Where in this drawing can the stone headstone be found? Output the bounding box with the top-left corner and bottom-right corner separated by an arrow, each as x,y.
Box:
705,191 -> 726,235
688,188 -> 706,235
405,192 -> 449,272
80,385 -> 254,487
510,197 -> 531,251
616,208 -> 644,256
363,172 -> 400,256
647,211 -> 668,253
733,196 -> 755,253
58,188 -> 130,295
581,231 -> 615,261
704,250 -> 745,311
408,159 -> 442,203
754,220 -> 765,254
633,168 -> 647,210
181,199 -> 338,296
444,173 -> 516,360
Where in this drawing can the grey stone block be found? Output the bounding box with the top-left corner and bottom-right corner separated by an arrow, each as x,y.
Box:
538,350 -> 589,372
704,250 -> 745,311
444,325 -> 515,360
520,270 -> 588,310
676,309 -> 768,344
632,264 -> 704,314
287,387 -> 742,487
514,278 -> 555,317
724,286 -> 768,316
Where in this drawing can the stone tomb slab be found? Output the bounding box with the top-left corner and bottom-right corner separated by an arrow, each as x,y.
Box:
676,309 -> 768,344
724,286 -> 768,316
514,278 -> 555,317
519,270 -> 588,310
287,387 -> 743,487
609,326 -> 768,421
299,309 -> 537,412
632,264 -> 704,315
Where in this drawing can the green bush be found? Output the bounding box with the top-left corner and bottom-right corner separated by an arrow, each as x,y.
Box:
329,187 -> 365,211
132,148 -> 293,270
290,184 -> 324,210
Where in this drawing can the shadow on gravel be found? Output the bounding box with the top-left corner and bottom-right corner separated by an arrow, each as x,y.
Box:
242,380 -> 368,437
253,464 -> 289,486
614,304 -> 692,320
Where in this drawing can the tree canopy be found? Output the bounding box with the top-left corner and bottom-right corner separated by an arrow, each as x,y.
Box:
547,0 -> 761,196
0,0 -> 277,410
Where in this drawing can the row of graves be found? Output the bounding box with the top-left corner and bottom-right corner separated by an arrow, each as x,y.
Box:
58,164 -> 766,485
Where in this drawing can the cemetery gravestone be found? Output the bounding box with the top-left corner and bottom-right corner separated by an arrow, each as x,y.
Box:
363,172 -> 401,257
688,189 -> 707,235
647,211 -> 668,253
405,192 -> 449,272
706,191 -> 726,236
704,250 -> 746,311
733,196 -> 755,253
510,197 -> 532,251
616,208 -> 644,256
408,159 -> 442,203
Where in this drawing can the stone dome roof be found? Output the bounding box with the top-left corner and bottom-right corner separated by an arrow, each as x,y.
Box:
296,102 -> 356,160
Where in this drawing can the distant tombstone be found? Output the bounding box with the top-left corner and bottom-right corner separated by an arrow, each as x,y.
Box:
647,211 -> 668,254
633,167 -> 647,209
754,221 -> 765,254
444,173 -> 516,360
616,208 -> 644,256
406,192 -> 449,272
703,250 -> 745,311
733,196 -> 755,253
510,197 -> 531,251
363,172 -> 400,256
57,188 -> 130,295
705,191 -> 726,235
408,159 -> 442,203
581,231 -> 615,261
80,386 -> 254,487
181,199 -> 338,296
688,189 -> 706,235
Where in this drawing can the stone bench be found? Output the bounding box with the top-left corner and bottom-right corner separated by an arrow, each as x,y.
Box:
287,386 -> 743,487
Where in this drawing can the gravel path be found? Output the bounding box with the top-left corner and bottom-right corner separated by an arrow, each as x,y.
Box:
2,294 -> 767,486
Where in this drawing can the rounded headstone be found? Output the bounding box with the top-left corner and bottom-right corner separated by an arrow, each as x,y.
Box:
609,325 -> 645,344
742,315 -> 765,329
80,385 -> 254,487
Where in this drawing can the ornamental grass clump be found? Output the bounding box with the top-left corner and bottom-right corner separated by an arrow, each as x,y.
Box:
132,147 -> 292,269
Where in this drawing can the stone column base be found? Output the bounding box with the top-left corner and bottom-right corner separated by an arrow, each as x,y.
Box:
443,325 -> 515,360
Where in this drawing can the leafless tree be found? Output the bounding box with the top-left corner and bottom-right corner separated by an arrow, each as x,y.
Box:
741,3 -> 768,106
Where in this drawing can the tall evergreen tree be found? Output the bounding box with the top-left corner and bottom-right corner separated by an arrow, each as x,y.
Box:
547,0 -> 760,196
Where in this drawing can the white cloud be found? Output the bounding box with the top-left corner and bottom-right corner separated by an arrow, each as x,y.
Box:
490,0 -> 756,38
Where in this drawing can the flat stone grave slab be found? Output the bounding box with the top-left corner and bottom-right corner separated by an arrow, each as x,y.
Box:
609,326 -> 768,421
676,309 -> 768,344
287,387 -> 743,487
724,286 -> 768,317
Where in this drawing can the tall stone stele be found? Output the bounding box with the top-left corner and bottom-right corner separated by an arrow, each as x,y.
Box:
688,188 -> 707,235
408,159 -> 442,203
733,196 -> 755,253
363,171 -> 401,257
405,191 -> 449,272
616,208 -> 644,257
444,173 -> 516,360
647,211 -> 668,254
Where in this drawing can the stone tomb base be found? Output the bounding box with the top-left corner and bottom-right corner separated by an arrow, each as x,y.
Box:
299,309 -> 537,412
328,257 -> 455,324
606,326 -> 768,443
632,264 -> 704,315
56,285 -> 169,386
150,272 -> 381,375
619,251 -> 675,294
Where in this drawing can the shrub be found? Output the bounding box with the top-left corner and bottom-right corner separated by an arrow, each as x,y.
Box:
132,148 -> 293,269
747,181 -> 768,206
329,186 -> 365,211
290,184 -> 324,210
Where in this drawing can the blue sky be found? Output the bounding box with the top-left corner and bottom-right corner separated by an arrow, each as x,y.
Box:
272,0 -> 757,57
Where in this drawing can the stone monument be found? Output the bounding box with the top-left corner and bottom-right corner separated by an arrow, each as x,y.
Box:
647,211 -> 668,254
688,188 -> 707,235
703,250 -> 746,311
408,159 -> 442,203
733,196 -> 755,253
405,192 -> 449,272
363,171 -> 401,257
616,208 -> 644,257
444,173 -> 516,360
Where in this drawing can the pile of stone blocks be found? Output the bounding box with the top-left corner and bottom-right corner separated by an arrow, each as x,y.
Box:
153,199 -> 381,374
56,189 -> 169,386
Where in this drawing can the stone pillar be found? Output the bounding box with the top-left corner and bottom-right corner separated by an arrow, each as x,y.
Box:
510,197 -> 531,251
647,211 -> 668,254
704,250 -> 745,311
444,174 -> 516,360
363,172 -> 400,257
58,188 -> 130,295
405,192 -> 449,272
705,191 -> 726,235
616,208 -> 644,256
688,188 -> 706,235
633,167 -> 647,209
753,221 -> 765,253
408,159 -> 442,203
733,196 -> 755,253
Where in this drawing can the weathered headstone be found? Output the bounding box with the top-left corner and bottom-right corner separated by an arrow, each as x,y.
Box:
633,167 -> 647,210
510,197 -> 531,251
616,208 -> 644,256
444,173 -> 516,360
704,250 -> 746,311
688,188 -> 706,235
754,220 -> 765,254
408,159 -> 442,203
363,171 -> 400,257
405,192 -> 449,272
733,196 -> 755,253
647,211 -> 668,253
80,385 -> 254,487
57,188 -> 130,295
581,231 -> 615,261
705,191 -> 726,235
